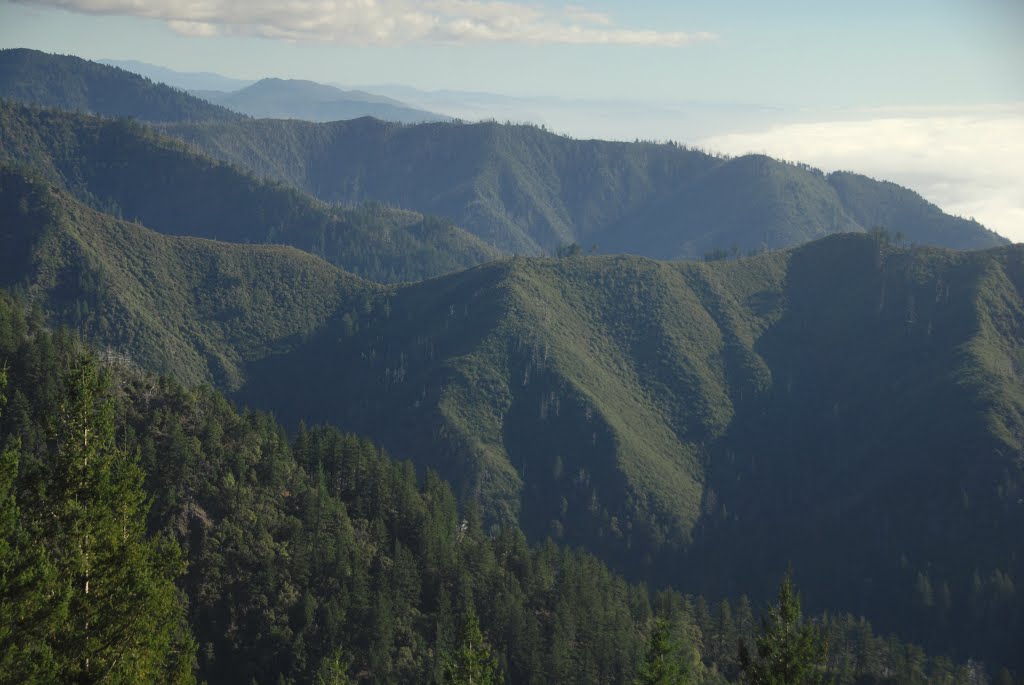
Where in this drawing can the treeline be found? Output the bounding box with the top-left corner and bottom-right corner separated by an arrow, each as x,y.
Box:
0,292 -> 1009,683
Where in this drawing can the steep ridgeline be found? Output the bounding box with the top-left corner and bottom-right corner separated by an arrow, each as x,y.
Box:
193,77 -> 449,124
0,48 -> 239,123
0,101 -> 498,282
0,166 -> 377,388
237,234 -> 1024,667
0,294 -> 975,685
159,116 -> 1008,255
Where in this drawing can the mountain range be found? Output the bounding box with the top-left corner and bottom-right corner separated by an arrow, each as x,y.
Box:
1,46 -> 1022,673
161,116 -> 1006,257
3,160 -> 1021,667
0,50 -> 1006,259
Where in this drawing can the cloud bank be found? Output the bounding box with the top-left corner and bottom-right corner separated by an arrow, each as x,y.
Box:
14,0 -> 714,46
698,107 -> 1024,244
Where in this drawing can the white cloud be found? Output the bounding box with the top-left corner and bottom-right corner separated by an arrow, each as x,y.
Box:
13,0 -> 714,46
697,106 -> 1024,244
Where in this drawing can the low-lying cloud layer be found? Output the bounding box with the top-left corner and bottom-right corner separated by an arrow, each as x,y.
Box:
15,0 -> 714,46
698,106 -> 1024,244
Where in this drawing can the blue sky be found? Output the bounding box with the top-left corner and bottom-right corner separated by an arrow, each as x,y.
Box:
2,0 -> 1021,104
1,0 -> 1022,241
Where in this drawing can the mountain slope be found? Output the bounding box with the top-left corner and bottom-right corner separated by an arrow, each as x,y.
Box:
0,292 -> 972,685
0,166 -> 377,388
160,116 -> 1008,255
4,159 -> 1021,663
0,100 -> 498,283
236,234 -> 1024,665
0,48 -> 239,123
194,77 -> 449,123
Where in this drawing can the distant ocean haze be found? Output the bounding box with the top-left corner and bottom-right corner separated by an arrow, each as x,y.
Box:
697,104 -> 1024,244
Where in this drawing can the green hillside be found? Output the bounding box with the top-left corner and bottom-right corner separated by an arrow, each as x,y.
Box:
0,101 -> 498,283
0,166 -> 377,388
0,48 -> 239,123
160,116 -> 1008,255
236,234 -> 1024,666
3,158 -> 1021,664
0,293 -> 972,684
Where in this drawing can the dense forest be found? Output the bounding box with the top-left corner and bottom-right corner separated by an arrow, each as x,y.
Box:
1,294 -> 1009,683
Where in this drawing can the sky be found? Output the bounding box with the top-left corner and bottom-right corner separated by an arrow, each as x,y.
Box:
2,0 -> 1022,240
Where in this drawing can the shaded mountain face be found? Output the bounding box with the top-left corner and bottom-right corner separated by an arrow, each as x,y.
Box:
0,48 -> 239,123
160,117 -> 1008,256
0,101 -> 498,283
193,77 -> 450,124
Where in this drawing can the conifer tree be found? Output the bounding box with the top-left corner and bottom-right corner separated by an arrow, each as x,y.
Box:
637,617 -> 692,685
739,571 -> 827,685
10,354 -> 196,683
443,607 -> 499,685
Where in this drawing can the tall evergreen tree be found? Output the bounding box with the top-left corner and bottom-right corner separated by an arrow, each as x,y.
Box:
739,571 -> 827,685
7,354 -> 195,683
637,617 -> 692,685
443,607 -> 499,685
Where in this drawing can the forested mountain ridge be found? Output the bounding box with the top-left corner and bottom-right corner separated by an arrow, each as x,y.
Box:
0,165 -> 377,388
0,47 -> 239,123
0,292 -> 1001,684
237,233 -> 1024,667
161,115 -> 1008,255
0,100 -> 499,283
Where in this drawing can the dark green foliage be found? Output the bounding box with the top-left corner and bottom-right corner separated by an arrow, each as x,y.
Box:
637,617 -> 693,685
0,48 -> 238,123
158,117 -> 1007,255
442,609 -> 499,684
0,101 -> 498,283
0,325 -> 195,682
738,572 -> 826,684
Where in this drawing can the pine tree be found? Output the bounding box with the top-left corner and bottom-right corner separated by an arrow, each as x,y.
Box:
637,617 -> 692,685
443,607 -> 499,685
315,646 -> 355,685
12,355 -> 196,683
739,571 -> 827,685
